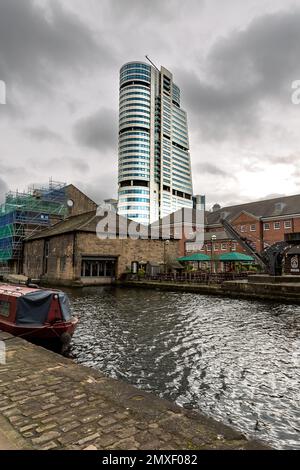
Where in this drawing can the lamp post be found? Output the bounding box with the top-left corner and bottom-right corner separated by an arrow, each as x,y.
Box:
211,234 -> 217,273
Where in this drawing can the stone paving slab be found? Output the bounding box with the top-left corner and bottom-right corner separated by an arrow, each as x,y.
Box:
0,332 -> 269,450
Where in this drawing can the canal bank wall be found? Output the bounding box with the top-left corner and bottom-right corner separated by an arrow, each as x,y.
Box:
0,331 -> 268,450
121,280 -> 300,304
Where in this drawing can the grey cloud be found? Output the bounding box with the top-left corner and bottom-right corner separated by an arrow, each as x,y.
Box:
107,0 -> 199,21
74,176 -> 117,205
68,157 -> 90,173
244,153 -> 300,173
195,163 -> 234,178
26,156 -> 90,174
206,192 -> 251,209
258,193 -> 286,200
178,8 -> 300,142
73,108 -> 118,153
0,163 -> 28,178
24,126 -> 64,143
0,0 -> 113,92
270,154 -> 300,165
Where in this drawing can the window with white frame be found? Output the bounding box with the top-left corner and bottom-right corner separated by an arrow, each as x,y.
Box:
240,225 -> 246,232
221,243 -> 227,251
284,220 -> 292,229
231,243 -> 237,251
213,243 -> 219,251
274,221 -> 280,230
263,223 -> 270,231
250,224 -> 256,231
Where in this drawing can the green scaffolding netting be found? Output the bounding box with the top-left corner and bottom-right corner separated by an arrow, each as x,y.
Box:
0,224 -> 14,239
0,248 -> 13,261
4,196 -> 68,216
0,185 -> 68,262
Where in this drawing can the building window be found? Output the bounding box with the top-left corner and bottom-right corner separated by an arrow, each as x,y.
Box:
240,225 -> 246,232
213,243 -> 219,251
43,240 -> 50,274
0,300 -> 10,318
231,243 -> 237,251
284,220 -> 292,229
81,257 -> 116,278
250,224 -> 256,231
263,223 -> 270,231
60,256 -> 66,272
221,243 -> 227,251
274,221 -> 281,230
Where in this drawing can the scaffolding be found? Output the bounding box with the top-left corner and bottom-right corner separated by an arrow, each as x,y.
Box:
0,180 -> 68,273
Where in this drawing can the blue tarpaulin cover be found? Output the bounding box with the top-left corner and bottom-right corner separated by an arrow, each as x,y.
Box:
58,292 -> 72,321
16,291 -> 53,325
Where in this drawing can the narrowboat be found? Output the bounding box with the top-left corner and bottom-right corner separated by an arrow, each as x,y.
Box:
0,284 -> 78,352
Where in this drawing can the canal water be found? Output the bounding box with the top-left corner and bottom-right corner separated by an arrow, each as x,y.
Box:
68,286 -> 300,449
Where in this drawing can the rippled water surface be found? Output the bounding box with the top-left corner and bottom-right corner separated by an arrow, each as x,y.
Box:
68,286 -> 300,449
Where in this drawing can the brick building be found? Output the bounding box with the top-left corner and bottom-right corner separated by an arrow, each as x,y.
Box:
23,210 -> 180,286
186,193 -> 300,259
64,184 -> 98,216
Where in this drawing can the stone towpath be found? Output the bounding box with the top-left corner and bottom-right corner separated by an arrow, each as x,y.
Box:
0,332 -> 269,450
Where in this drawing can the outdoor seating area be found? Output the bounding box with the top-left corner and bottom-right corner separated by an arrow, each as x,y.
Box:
177,251 -> 255,275
124,251 -> 256,284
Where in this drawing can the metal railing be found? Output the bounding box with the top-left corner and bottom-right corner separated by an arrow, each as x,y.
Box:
126,271 -> 249,284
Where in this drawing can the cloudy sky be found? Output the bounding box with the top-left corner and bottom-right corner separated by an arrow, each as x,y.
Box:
1,0 -> 300,209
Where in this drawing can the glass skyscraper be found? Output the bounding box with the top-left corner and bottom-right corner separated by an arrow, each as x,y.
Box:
118,61 -> 193,224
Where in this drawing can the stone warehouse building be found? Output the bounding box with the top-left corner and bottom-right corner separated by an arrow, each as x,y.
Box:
23,210 -> 181,286
0,181 -> 97,275
187,193 -> 300,257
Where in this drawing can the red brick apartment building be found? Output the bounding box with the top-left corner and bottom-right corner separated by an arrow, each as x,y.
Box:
186,194 -> 300,256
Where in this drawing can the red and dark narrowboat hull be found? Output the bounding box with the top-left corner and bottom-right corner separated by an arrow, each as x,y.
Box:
0,284 -> 78,352
0,318 -> 78,341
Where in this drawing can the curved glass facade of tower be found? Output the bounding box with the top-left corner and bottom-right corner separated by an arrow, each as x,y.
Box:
118,62 -> 193,224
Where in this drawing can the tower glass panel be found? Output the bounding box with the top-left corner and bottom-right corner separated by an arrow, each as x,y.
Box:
118,62 -> 193,224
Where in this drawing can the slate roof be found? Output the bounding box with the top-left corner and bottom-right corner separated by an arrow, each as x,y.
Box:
207,194 -> 300,225
204,230 -> 229,241
27,210 -> 141,240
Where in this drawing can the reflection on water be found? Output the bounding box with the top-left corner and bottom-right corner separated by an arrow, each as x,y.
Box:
68,286 -> 300,449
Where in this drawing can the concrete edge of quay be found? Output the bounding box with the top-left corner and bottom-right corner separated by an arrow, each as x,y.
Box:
120,280 -> 300,304
0,332 -> 270,451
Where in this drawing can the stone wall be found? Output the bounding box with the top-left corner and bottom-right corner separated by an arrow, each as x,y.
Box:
24,232 -> 180,285
24,233 -> 75,283
75,233 -> 180,279
23,239 -> 45,279
65,185 -> 97,217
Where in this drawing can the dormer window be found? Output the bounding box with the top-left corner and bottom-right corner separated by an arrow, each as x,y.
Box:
274,202 -> 285,212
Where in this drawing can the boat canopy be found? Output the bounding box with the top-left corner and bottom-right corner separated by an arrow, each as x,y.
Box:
16,291 -> 53,325
15,290 -> 72,325
58,292 -> 72,321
